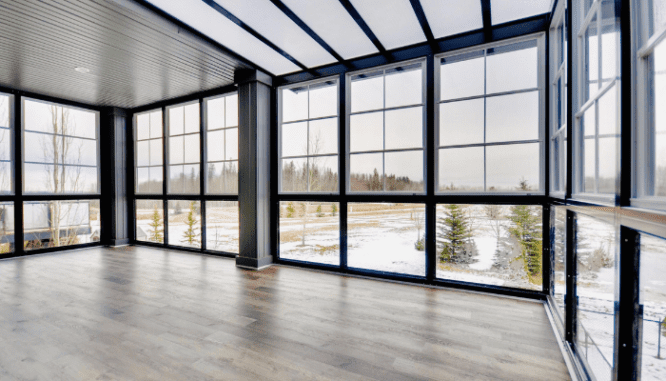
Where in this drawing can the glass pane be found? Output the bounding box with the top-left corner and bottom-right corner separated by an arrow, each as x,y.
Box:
184,134 -> 200,164
0,202 -> 14,254
169,164 -> 200,194
282,122 -> 308,157
438,147 -> 484,192
207,161 -> 238,194
207,130 -> 225,162
206,97 -> 225,130
486,143 -> 540,192
279,201 -> 340,265
167,200 -> 201,249
654,40 -> 666,197
308,118 -> 337,155
490,0 -> 551,25
65,138 -> 97,166
385,107 -> 423,150
150,111 -> 162,139
149,139 -> 162,166
348,0 -> 425,50
486,45 -> 538,93
598,85 -> 618,135
349,112 -> 383,152
553,207 -> 567,327
0,94 -> 9,128
584,15 -> 600,103
225,128 -> 238,161
169,106 -> 184,136
281,158 -> 307,192
638,233 -> 666,381
439,99 -> 484,146
136,167 -> 149,193
436,204 -> 543,290
184,103 -> 199,134
137,113 -> 150,140
348,203 -> 426,276
385,151 -> 423,192
226,94 -> 238,127
136,167 -> 163,194
351,71 -> 384,113
440,56 -> 485,101
24,164 -> 97,194
282,86 -> 308,123
584,137 -> 596,192
651,0 -> 666,37
24,200 -> 100,250
349,153 -> 383,192
421,0 -> 483,38
0,162 -> 10,194
169,136 -> 184,164
486,91 -> 539,143
601,29 -> 618,84
308,155 -> 338,192
575,214 -> 616,381
137,141 -> 149,167
656,134 -> 666,197
385,64 -> 422,108
135,199 -> 163,244
309,81 -> 337,119
598,137 -> 617,194
206,201 -> 239,253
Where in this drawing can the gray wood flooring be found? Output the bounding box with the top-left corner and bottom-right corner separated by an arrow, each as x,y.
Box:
0,246 -> 570,380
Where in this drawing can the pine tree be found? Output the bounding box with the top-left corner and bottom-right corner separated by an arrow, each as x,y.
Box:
181,201 -> 200,246
149,206 -> 163,243
286,202 -> 295,218
331,203 -> 338,216
508,205 -> 543,284
370,168 -> 382,191
316,204 -> 323,217
437,204 -> 477,264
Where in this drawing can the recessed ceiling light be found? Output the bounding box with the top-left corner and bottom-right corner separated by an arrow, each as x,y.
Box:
75,67 -> 90,74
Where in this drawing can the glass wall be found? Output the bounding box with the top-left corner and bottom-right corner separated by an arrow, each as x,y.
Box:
437,39 -> 543,193
205,94 -> 238,194
167,200 -> 201,249
550,3 -> 568,195
639,233 -> 666,380
279,201 -> 339,265
23,200 -> 100,250
135,109 -> 163,194
135,199 -> 164,243
552,206 -> 567,329
0,202 -> 14,254
167,101 -> 200,194
0,93 -> 12,194
206,201 -> 239,253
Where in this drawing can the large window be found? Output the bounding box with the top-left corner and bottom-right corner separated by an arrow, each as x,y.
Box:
639,232 -> 666,381
348,61 -> 425,193
0,94 -> 12,194
167,101 -> 200,194
279,201 -> 340,265
0,202 -> 14,253
552,206 -> 567,330
279,78 -> 339,193
436,38 -> 543,193
550,3 -> 568,195
205,93 -> 238,194
574,0 -> 620,199
23,200 -> 100,250
135,109 -> 163,194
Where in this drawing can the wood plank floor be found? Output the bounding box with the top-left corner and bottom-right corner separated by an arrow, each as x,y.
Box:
0,246 -> 570,380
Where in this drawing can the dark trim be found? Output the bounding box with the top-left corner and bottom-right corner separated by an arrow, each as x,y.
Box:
564,210 -> 576,343
12,93 -> 23,257
619,0 -> 632,206
131,240 -> 237,259
542,204 -> 552,294
0,242 -> 102,260
614,226 -> 640,381
338,73 -> 348,270
109,238 -> 130,247
236,254 -> 273,269
481,0 -> 492,40
337,0 -> 386,54
409,0 -> 435,47
269,0 -> 344,62
131,84 -> 238,114
276,194 -> 549,204
565,0 -> 573,199
425,54 -> 436,281
201,0 -> 308,71
199,97 -> 207,251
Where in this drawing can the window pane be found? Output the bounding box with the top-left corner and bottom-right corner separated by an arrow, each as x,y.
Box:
225,128 -> 238,161
439,99 -> 484,146
486,143 -> 540,192
486,45 -> 538,94
385,151 -> 423,192
169,106 -> 184,136
350,112 -> 383,152
65,138 -> 97,166
279,201 -> 339,266
436,204 -> 543,290
653,41 -> 666,197
575,214 -> 616,381
135,199 -> 164,244
226,94 -> 238,127
309,81 -> 337,119
167,200 -> 201,249
385,107 -> 422,150
584,137 -> 596,192
348,203 -> 425,276
281,158 -> 307,192
137,167 -> 163,194
137,113 -> 150,140
639,233 -> 666,381
308,118 -> 337,155
349,153 -> 383,192
0,95 -> 12,194
282,122 -> 308,157
169,164 -> 200,194
169,136 -> 184,164
282,86 -> 308,123
207,131 -> 225,162
438,147 -> 484,192
207,161 -> 238,194
385,64 -> 422,108
150,111 -> 162,139
598,137 -> 617,194
490,0 -> 550,25
0,202 -> 14,254
137,141 -> 150,166
206,201 -> 239,253
440,56 -> 485,100
308,155 -> 338,192
351,71 -> 384,113
24,164 -> 98,194
0,162 -> 10,194
206,97 -> 225,130
656,134 -> 666,197
486,91 -> 539,143
184,103 -> 199,134
553,207 -> 567,328
584,15 -> 600,103
24,200 -> 100,250
651,0 -> 666,36
149,167 -> 163,193
598,85 -> 618,136
184,134 -> 200,163
150,139 -> 162,166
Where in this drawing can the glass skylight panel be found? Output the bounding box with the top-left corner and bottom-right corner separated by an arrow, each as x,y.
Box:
212,0 -> 336,68
281,0 -> 377,60
491,0 -> 551,25
145,0 -> 299,75
349,0 -> 426,50
421,0 -> 484,38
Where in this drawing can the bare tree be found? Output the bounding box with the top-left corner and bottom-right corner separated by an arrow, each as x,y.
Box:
484,204 -> 504,250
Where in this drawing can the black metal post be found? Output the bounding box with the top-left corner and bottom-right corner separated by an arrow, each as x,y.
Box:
162,106 -> 169,245
339,73 -> 348,270
200,97 -> 207,251
12,94 -> 23,256
565,0 -> 573,199
565,209 -> 577,343
614,226 -> 640,381
426,54 -> 436,281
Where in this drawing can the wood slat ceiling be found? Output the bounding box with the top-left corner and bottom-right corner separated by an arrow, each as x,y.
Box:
0,0 -> 253,109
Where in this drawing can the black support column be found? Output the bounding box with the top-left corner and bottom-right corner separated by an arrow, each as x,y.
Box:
100,107 -> 129,246
235,69 -> 273,270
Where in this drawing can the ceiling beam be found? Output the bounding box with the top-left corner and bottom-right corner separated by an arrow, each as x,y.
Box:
337,0 -> 387,55
269,0 -> 344,62
481,0 -> 492,38
200,0 -> 308,71
409,0 -> 435,47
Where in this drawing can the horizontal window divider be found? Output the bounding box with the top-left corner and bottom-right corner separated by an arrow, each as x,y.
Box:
578,2 -> 602,38
349,103 -> 424,116
439,139 -> 541,150
134,195 -> 239,201
160,194 -> 210,200
570,192 -> 617,206
20,194 -> 100,200
281,115 -> 337,124
23,130 -> 98,141
136,165 -> 163,169
23,162 -> 98,168
551,128 -> 567,138
438,87 -> 540,104
350,147 -> 423,155
638,26 -> 666,58
206,160 -> 239,164
280,153 -> 338,160
207,125 -> 239,132
201,195 -> 240,200
278,194 -> 550,204
575,79 -> 618,117
136,137 -> 163,142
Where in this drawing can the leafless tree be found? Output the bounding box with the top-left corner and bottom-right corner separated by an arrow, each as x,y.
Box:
484,204 -> 504,250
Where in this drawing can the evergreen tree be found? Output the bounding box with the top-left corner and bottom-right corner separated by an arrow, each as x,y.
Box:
370,168 -> 382,191
286,202 -> 295,218
437,204 -> 477,264
181,201 -> 200,246
331,203 -> 338,216
149,206 -> 163,243
316,204 -> 324,217
508,205 -> 543,284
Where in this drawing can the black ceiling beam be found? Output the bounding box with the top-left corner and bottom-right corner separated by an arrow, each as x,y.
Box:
338,0 -> 387,56
409,0 -> 435,48
481,0 -> 492,39
200,0 -> 309,72
269,0 -> 344,62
